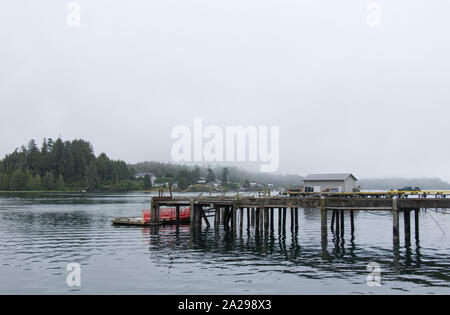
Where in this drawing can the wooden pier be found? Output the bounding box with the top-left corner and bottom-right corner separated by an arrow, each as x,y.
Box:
149,191 -> 450,248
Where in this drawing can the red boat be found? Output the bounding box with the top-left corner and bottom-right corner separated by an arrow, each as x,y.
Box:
142,206 -> 190,223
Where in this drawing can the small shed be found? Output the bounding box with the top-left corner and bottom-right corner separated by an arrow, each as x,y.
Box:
302,173 -> 358,193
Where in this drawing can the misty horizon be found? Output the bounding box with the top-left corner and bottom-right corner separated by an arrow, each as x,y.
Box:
2,1 -> 450,180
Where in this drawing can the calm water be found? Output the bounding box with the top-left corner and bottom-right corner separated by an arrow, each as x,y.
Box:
0,192 -> 449,294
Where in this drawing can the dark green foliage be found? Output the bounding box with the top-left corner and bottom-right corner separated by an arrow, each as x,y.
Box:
0,137 -> 135,192
143,175 -> 152,190
56,174 -> 65,190
221,167 -> 229,186
0,173 -> 10,190
177,177 -> 188,190
26,174 -> 42,190
9,169 -> 30,191
86,162 -> 100,192
42,171 -> 56,190
206,168 -> 215,183
192,166 -> 201,183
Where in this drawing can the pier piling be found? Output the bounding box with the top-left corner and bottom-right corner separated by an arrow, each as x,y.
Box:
404,209 -> 411,245
393,199 -> 400,248
335,209 -> 340,235
176,205 -> 180,226
350,210 -> 354,235
321,198 -> 327,247
270,208 -> 274,231
278,208 -> 281,232
415,209 -> 420,242
214,207 -> 220,229
264,208 -> 269,232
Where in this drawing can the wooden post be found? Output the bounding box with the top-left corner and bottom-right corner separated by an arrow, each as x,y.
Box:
223,207 -> 227,228
350,210 -> 354,235
151,200 -> 157,224
278,208 -> 281,232
264,208 -> 269,232
290,208 -> 294,231
331,210 -> 336,231
404,209 -> 411,245
321,198 -> 327,247
270,208 -> 274,231
214,206 -> 220,229
393,198 -> 399,248
414,209 -> 419,242
201,208 -> 210,227
340,210 -> 344,237
176,205 -> 180,226
294,207 -> 298,231
221,207 -> 226,225
282,208 -> 286,232
155,206 -> 160,223
190,199 -> 194,228
335,209 -> 340,235
255,208 -> 260,230
232,205 -> 237,232
259,207 -> 264,231
247,208 -> 250,229
251,208 -> 255,227
225,206 -> 231,228
240,207 -> 244,232
196,205 -> 202,229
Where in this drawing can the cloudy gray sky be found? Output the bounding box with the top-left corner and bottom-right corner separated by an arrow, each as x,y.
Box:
1,1 -> 450,179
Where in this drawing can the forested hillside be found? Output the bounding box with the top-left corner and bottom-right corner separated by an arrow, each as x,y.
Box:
0,138 -> 134,191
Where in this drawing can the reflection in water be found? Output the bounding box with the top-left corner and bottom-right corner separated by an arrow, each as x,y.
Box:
140,222 -> 449,289
1,192 -> 450,293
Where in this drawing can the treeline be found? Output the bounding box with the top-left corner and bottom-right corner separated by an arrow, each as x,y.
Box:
131,161 -> 301,187
0,138 -> 135,191
358,177 -> 450,190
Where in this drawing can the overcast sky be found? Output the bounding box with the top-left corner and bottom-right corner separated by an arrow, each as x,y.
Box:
1,1 -> 450,179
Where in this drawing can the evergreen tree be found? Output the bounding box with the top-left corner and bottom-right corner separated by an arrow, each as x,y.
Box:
206,168 -> 215,183
177,177 -> 188,190
9,169 -> 28,190
86,162 -> 100,191
143,174 -> 152,190
42,171 -> 56,190
56,174 -> 65,190
192,166 -> 201,183
221,168 -> 229,186
0,173 -> 10,190
26,174 -> 42,190
26,139 -> 41,174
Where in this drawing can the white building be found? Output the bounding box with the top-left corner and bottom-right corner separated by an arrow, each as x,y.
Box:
302,173 -> 358,193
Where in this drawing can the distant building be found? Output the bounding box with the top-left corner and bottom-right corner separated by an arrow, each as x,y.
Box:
135,173 -> 156,185
302,173 -> 358,192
